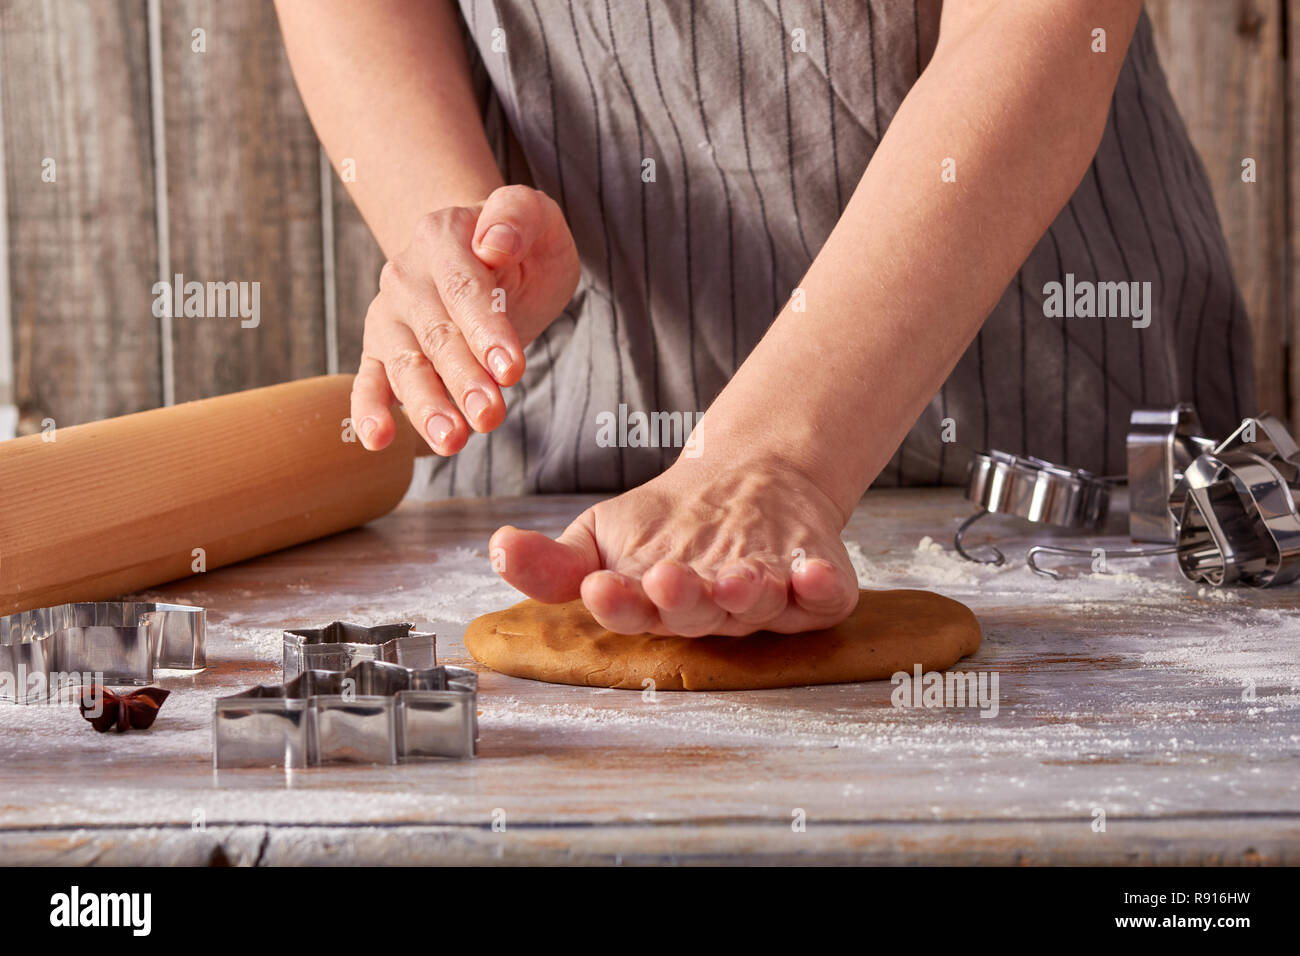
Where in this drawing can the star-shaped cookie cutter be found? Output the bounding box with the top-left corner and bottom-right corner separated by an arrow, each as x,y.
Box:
283,621 -> 436,680
213,658 -> 477,769
0,602 -> 205,704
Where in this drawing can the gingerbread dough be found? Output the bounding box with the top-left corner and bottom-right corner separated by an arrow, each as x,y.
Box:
464,588 -> 981,691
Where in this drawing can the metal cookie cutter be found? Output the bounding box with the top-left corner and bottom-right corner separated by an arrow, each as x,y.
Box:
283,621 -> 436,680
1170,415 -> 1300,588
956,451 -> 1111,566
1127,404 -> 1214,543
0,602 -> 205,704
213,659 -> 478,769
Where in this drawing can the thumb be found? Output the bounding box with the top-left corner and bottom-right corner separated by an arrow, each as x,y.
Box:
489,511 -> 600,603
473,185 -> 546,270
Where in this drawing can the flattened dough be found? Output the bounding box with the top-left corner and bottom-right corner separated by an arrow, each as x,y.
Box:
464,589 -> 981,691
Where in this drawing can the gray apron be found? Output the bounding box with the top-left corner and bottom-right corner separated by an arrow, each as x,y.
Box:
410,0 -> 1253,497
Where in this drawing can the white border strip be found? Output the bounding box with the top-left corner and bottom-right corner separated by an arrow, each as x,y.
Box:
320,147 -> 338,375
146,0 -> 174,406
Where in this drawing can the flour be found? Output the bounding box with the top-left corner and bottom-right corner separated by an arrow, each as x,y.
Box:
3,512 -> 1296,855
845,533 -> 1230,607
845,536 -> 983,587
137,545 -> 517,663
839,532 -> 1300,705
1138,606 -> 1300,699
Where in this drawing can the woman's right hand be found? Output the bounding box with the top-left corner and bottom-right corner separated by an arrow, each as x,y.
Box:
351,185 -> 580,455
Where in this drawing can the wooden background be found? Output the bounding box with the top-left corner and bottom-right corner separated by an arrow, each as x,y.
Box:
0,0 -> 1293,436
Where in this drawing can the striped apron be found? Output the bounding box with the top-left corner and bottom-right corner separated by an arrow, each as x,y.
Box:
409,0 -> 1253,497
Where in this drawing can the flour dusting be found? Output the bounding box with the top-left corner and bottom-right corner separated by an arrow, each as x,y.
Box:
845,533 -> 1233,606
138,545 -> 516,663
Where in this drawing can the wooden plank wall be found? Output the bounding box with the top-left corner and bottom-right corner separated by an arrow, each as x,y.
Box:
0,0 -> 1295,433
160,0 -> 327,402
0,0 -> 383,434
1146,0 -> 1289,421
0,0 -> 161,432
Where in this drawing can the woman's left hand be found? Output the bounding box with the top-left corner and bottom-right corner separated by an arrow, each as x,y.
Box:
488,456 -> 860,636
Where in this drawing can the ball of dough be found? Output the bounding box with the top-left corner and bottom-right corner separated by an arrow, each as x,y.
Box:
464,588 -> 981,691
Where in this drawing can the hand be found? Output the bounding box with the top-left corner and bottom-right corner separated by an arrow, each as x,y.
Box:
489,456 -> 860,636
351,185 -> 580,455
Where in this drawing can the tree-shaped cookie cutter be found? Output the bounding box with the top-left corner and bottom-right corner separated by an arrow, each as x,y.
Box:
283,621 -> 436,680
213,658 -> 478,769
1169,415 -> 1300,588
0,602 -> 205,704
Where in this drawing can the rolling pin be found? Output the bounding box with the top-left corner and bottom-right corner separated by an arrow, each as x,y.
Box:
0,375 -> 423,615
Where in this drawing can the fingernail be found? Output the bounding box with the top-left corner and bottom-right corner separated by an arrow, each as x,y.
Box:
487,347 -> 512,382
479,224 -> 519,256
424,413 -> 453,446
358,417 -> 378,443
464,390 -> 490,426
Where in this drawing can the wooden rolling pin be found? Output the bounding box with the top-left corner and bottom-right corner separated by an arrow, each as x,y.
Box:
0,375 -> 422,615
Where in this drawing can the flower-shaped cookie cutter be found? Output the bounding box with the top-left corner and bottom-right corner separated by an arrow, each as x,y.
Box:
955,450 -> 1111,567
213,658 -> 477,769
283,621 -> 436,680
0,602 -> 205,704
1169,414 -> 1300,588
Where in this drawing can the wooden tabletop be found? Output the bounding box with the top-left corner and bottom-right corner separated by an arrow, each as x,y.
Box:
1,488 -> 1296,865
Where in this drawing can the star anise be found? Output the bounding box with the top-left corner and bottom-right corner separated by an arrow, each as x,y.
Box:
78,686 -> 171,733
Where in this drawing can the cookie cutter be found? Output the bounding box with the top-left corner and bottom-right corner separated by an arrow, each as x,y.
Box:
955,451 -> 1111,565
283,621 -> 436,680
1127,405 -> 1215,543
956,409 -> 1300,585
1169,414 -> 1300,588
0,602 -> 205,704
213,659 -> 478,769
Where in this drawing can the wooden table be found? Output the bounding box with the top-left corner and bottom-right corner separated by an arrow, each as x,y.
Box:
1,489 -> 1297,865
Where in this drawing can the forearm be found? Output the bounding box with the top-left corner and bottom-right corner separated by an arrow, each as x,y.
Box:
274,0 -> 503,256
694,0 -> 1141,520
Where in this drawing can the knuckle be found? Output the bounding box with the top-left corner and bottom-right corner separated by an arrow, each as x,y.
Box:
351,360 -> 379,391
446,206 -> 477,233
378,259 -> 406,294
384,347 -> 428,382
439,269 -> 482,313
492,184 -> 525,203
412,211 -> 446,245
412,316 -> 458,359
504,184 -> 542,218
